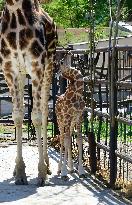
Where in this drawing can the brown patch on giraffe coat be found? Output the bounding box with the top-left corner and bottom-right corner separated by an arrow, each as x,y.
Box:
76,73 -> 82,80
67,91 -> 74,99
38,85 -> 41,92
6,32 -> 17,49
30,40 -> 43,58
41,52 -> 46,65
6,0 -> 14,6
5,73 -> 13,87
17,9 -> 26,26
36,70 -> 42,79
4,61 -> 12,72
77,88 -> 83,95
32,61 -> 39,68
37,102 -> 40,107
35,28 -> 45,46
76,80 -> 83,88
22,0 -> 38,25
32,80 -> 38,87
19,28 -> 33,50
1,21 -> 8,34
36,93 -> 40,100
10,13 -> 17,29
0,57 -> 3,65
1,39 -> 11,57
3,8 -> 10,21
65,100 -> 71,106
1,8 -> 10,34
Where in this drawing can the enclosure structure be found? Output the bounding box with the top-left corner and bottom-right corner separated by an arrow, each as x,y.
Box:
0,45 -> 131,189
56,45 -> 132,188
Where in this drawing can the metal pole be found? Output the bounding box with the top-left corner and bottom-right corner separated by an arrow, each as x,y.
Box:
109,0 -> 121,188
52,75 -> 59,137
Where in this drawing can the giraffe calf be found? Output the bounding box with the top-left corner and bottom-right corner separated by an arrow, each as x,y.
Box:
55,64 -> 86,179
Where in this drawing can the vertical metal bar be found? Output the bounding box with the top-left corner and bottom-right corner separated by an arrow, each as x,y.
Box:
52,75 -> 59,137
89,0 -> 95,132
88,131 -> 97,173
109,0 -> 121,188
60,76 -> 67,94
110,48 -> 118,187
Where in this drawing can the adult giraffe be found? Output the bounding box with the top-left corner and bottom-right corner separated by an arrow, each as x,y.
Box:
0,0 -> 57,186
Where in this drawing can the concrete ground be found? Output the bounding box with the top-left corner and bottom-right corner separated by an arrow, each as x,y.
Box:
0,144 -> 131,205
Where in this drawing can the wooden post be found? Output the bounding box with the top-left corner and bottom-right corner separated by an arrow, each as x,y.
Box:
88,131 -> 97,174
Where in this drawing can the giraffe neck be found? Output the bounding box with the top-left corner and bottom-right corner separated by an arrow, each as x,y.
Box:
34,0 -> 39,11
5,0 -> 34,12
61,65 -> 84,95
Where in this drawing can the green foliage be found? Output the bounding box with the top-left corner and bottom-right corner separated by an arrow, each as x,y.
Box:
42,0 -> 132,28
0,0 -> 4,11
42,0 -> 90,28
0,0 -> 131,27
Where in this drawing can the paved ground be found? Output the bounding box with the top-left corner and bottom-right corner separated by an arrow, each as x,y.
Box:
0,144 -> 131,205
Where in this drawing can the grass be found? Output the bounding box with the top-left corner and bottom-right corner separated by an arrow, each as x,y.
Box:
82,119 -> 132,143
0,119 -> 131,142
58,27 -> 131,47
0,124 -> 14,134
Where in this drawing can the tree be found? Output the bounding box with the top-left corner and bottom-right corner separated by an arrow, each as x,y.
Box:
42,0 -> 115,27
42,0 -> 90,28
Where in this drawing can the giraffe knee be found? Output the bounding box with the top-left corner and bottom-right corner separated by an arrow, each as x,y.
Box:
32,111 -> 42,127
64,137 -> 71,149
12,111 -> 23,126
77,135 -> 82,146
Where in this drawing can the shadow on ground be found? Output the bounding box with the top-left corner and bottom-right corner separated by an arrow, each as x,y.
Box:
0,146 -> 130,205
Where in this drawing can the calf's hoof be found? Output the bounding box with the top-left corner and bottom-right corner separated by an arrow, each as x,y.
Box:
61,175 -> 69,181
37,177 -> 46,187
15,177 -> 28,185
79,174 -> 87,178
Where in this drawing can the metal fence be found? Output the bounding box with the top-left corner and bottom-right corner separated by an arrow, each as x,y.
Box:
56,46 -> 132,188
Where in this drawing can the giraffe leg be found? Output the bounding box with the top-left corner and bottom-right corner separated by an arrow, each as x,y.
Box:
41,61 -> 53,175
31,66 -> 47,186
76,123 -> 86,178
32,111 -> 47,186
57,136 -> 63,175
8,73 -> 27,185
68,139 -> 74,173
68,123 -> 74,173
61,129 -> 70,179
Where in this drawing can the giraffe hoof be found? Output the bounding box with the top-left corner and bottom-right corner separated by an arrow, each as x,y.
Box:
37,178 -> 46,187
57,170 -> 61,175
61,176 -> 69,181
69,169 -> 74,174
13,169 -> 16,177
15,178 -> 28,185
79,174 -> 87,178
47,169 -> 52,175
